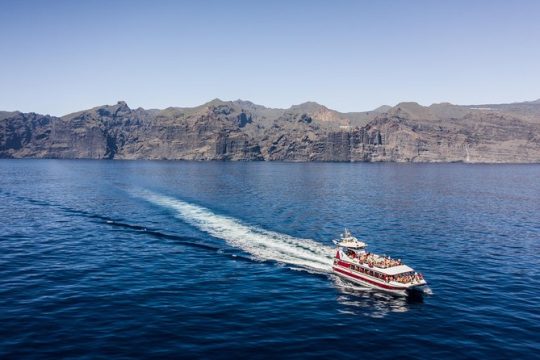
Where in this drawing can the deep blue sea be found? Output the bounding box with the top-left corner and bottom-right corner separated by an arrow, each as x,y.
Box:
1,160 -> 539,359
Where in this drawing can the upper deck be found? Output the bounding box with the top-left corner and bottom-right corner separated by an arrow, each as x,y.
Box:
342,250 -> 414,275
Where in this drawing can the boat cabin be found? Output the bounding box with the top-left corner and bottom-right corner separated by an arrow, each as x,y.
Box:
336,229 -> 367,250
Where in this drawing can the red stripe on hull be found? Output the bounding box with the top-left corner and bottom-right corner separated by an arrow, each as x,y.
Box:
333,266 -> 405,291
336,260 -> 351,268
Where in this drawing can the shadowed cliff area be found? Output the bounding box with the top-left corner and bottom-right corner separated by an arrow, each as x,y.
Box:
1,99 -> 540,162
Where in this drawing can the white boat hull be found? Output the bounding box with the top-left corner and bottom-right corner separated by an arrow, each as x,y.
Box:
333,263 -> 426,297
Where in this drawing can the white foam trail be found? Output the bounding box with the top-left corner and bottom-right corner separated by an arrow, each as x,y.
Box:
134,190 -> 335,273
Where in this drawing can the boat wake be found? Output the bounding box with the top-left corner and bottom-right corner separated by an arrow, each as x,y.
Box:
132,190 -> 335,273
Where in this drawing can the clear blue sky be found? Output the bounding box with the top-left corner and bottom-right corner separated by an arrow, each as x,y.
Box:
1,0 -> 539,115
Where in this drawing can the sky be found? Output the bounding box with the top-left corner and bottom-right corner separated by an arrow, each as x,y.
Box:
1,0 -> 539,115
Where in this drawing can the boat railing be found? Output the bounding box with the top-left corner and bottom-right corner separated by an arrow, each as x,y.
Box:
346,261 -> 425,285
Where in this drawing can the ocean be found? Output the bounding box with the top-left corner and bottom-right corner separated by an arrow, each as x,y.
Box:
1,160 -> 539,359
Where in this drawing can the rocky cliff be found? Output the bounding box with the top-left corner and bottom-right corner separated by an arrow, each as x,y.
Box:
1,99 -> 539,162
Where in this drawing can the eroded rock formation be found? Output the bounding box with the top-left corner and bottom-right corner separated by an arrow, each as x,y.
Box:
1,99 -> 539,162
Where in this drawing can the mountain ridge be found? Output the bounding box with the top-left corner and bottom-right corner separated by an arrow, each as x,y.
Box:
1,99 -> 539,163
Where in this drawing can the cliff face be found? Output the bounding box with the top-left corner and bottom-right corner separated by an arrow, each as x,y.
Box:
1,99 -> 539,162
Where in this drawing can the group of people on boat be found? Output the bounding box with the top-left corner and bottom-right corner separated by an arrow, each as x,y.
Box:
346,250 -> 402,269
389,272 -> 424,284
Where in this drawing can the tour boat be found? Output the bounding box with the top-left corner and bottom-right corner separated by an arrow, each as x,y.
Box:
332,229 -> 427,297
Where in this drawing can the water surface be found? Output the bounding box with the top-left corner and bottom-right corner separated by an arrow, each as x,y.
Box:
1,160 -> 539,359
